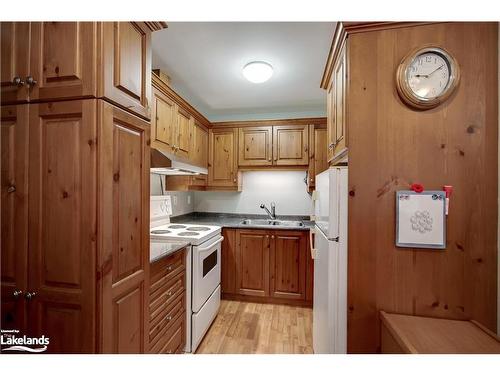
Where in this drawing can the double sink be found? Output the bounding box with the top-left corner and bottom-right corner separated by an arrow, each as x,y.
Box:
240,218 -> 304,228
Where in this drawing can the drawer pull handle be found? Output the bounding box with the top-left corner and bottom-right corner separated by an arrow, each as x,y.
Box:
167,290 -> 172,296
166,266 -> 173,271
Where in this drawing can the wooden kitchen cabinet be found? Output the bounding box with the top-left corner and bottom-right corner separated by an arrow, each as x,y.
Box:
326,42 -> 347,164
191,121 -> 209,168
152,86 -> 177,151
235,230 -> 270,297
208,128 -> 241,190
223,229 -> 312,306
148,248 -> 186,354
27,100 -> 98,353
307,124 -> 328,191
269,231 -> 308,301
238,126 -> 273,166
1,105 -> 29,333
1,22 -> 31,104
98,101 -> 150,353
99,22 -> 152,120
174,106 -> 193,159
273,125 -> 309,166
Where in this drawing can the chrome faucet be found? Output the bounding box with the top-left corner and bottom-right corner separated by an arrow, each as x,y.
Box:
260,202 -> 277,220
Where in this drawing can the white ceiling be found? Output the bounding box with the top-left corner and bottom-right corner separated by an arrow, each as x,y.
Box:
152,22 -> 336,122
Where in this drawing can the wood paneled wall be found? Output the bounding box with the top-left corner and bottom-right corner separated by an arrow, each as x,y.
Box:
347,22 -> 498,353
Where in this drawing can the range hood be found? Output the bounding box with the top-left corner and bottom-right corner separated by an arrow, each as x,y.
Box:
150,148 -> 208,176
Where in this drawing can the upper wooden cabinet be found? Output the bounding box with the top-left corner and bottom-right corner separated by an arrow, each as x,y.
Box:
273,125 -> 309,166
208,128 -> 240,190
1,22 -> 162,120
1,22 -> 31,103
192,121 -> 209,168
100,22 -> 152,120
175,106 -> 193,159
152,87 -> 176,151
238,126 -> 273,166
307,124 -> 328,191
323,33 -> 348,165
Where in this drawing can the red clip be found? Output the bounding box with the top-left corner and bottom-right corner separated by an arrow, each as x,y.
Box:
410,183 -> 424,193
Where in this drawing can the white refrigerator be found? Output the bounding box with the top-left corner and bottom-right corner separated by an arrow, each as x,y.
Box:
312,166 -> 348,354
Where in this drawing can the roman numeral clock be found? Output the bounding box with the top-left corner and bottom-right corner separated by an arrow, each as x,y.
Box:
396,46 -> 460,109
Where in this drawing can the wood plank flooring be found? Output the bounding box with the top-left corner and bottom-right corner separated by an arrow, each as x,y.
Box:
195,300 -> 313,354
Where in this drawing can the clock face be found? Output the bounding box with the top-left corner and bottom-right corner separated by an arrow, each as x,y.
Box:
406,52 -> 451,100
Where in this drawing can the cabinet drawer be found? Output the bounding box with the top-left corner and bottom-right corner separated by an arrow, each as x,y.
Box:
150,250 -> 185,289
149,293 -> 185,350
190,174 -> 207,187
149,274 -> 184,325
160,315 -> 186,354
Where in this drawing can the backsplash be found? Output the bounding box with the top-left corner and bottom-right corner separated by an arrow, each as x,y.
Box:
193,171 -> 313,216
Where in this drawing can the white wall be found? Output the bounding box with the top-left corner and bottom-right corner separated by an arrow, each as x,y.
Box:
194,171 -> 313,216
150,174 -> 194,217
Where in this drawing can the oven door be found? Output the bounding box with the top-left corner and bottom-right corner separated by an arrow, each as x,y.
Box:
192,235 -> 223,313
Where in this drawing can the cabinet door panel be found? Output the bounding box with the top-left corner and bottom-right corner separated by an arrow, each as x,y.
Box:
175,107 -> 192,159
1,105 -> 29,332
98,101 -> 150,353
327,81 -> 335,161
100,22 -> 152,120
333,45 -> 346,156
236,230 -> 269,297
270,231 -> 307,300
208,128 -> 238,188
28,100 -> 97,353
30,22 -> 97,102
221,229 -> 237,294
308,125 -> 328,190
273,125 -> 309,165
191,122 -> 208,168
0,22 -> 30,104
151,88 -> 176,152
238,126 -> 273,166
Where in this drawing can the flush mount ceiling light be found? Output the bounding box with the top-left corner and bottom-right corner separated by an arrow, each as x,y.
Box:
242,61 -> 273,83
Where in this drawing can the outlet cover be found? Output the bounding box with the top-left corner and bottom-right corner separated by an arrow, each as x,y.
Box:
187,195 -> 191,205
173,195 -> 178,205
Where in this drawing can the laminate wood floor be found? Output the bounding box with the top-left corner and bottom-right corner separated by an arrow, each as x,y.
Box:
195,300 -> 313,354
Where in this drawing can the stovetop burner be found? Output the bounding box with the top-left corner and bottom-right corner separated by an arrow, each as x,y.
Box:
186,226 -> 211,231
177,231 -> 200,236
150,229 -> 171,234
168,224 -> 187,229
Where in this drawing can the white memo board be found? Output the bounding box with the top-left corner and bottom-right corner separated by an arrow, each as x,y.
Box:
396,191 -> 446,249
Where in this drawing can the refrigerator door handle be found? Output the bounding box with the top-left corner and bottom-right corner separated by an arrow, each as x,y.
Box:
309,229 -> 317,259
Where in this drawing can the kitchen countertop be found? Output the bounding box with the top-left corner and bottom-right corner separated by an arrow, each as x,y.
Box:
150,240 -> 190,263
170,212 -> 314,231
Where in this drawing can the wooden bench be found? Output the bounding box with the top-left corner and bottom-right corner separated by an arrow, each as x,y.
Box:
380,311 -> 500,354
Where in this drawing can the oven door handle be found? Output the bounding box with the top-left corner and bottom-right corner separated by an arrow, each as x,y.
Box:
197,236 -> 224,252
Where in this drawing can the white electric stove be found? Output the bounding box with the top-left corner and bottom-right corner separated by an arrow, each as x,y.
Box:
150,196 -> 222,353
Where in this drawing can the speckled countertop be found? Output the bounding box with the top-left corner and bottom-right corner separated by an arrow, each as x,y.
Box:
150,240 -> 190,263
170,212 -> 314,231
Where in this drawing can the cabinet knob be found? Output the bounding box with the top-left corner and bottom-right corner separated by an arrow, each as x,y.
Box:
328,143 -> 334,149
13,290 -> 23,299
25,291 -> 36,300
7,185 -> 16,193
271,235 -> 275,239
25,76 -> 37,87
166,265 -> 173,271
12,76 -> 25,86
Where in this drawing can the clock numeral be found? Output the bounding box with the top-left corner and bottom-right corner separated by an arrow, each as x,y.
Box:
426,56 -> 432,62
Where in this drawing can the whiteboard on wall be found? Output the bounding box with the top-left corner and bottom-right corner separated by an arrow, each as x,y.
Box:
396,191 -> 446,249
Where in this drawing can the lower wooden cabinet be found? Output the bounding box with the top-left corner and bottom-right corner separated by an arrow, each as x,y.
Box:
221,228 -> 312,306
148,249 -> 186,354
0,99 -> 151,353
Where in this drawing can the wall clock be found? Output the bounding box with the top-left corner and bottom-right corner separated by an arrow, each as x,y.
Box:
396,46 -> 460,110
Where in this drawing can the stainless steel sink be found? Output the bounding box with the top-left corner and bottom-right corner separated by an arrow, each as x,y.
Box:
240,219 -> 304,227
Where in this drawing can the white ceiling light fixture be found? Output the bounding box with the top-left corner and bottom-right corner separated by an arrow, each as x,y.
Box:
242,61 -> 274,83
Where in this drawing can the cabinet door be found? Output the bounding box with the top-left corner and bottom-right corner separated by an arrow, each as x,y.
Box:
98,101 -> 150,353
272,125 -> 309,166
151,87 -> 176,152
27,100 -> 97,353
307,125 -> 328,190
221,229 -> 237,294
191,121 -> 208,168
30,22 -> 97,102
175,106 -> 193,160
208,128 -> 239,188
0,22 -> 30,104
238,126 -> 273,166
100,22 -> 152,120
1,105 -> 29,332
332,44 -> 347,159
326,80 -> 335,162
235,230 -> 270,297
269,231 -> 307,300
